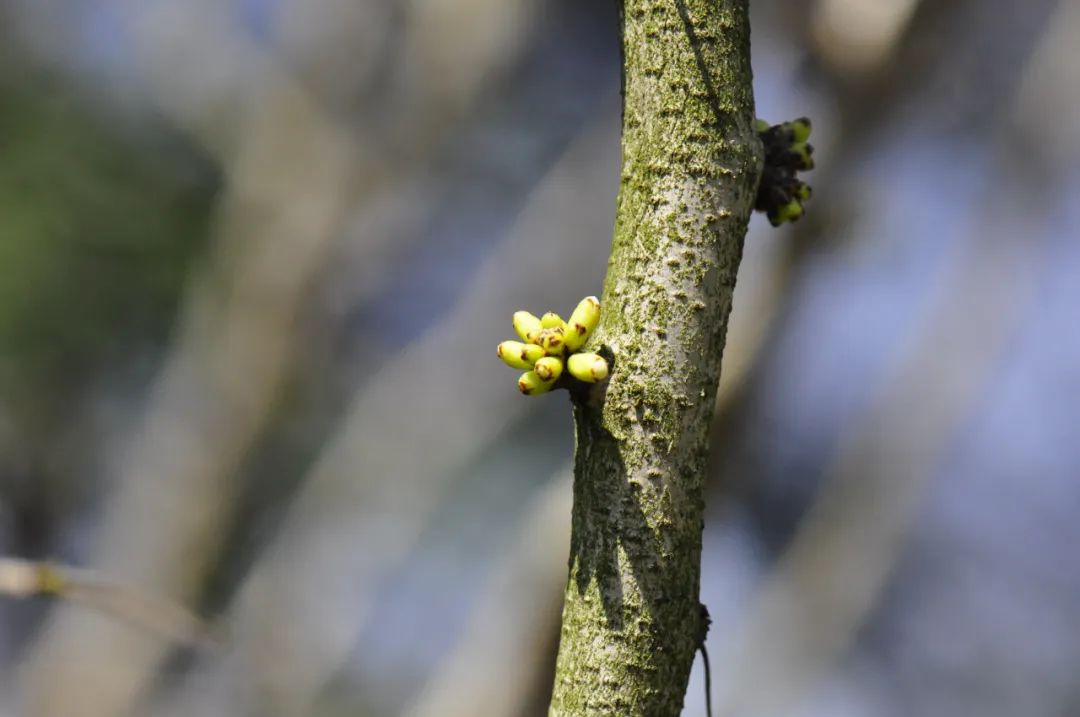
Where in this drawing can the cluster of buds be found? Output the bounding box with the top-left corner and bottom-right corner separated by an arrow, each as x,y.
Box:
754,117 -> 814,226
497,296 -> 609,396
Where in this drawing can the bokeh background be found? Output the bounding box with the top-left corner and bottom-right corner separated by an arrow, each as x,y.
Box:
1,0 -> 1078,715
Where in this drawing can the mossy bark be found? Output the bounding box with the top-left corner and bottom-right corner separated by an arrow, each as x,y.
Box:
549,0 -> 760,714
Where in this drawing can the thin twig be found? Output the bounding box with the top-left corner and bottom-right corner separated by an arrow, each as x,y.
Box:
0,558 -> 218,648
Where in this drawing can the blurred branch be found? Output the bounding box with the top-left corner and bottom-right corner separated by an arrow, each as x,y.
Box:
153,106 -> 620,717
715,202 -> 1040,717
1008,0 -> 1080,179
402,469 -> 571,717
0,558 -> 215,649
810,0 -> 922,79
2,2 -> 600,714
400,0 -> 537,120
713,77 -> 1061,717
701,5 -> 1073,712
15,9 -> 360,717
712,231 -> 790,411
12,0 -> 560,709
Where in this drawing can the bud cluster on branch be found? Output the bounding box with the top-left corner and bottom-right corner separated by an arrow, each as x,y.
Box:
497,296 -> 609,396
754,117 -> 815,226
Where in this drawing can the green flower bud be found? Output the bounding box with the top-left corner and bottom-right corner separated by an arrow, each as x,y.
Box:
533,356 -> 563,382
541,312 -> 566,330
790,142 -> 814,171
790,117 -> 811,143
537,327 -> 566,356
564,295 -> 601,352
513,311 -> 543,343
567,352 -> 609,383
770,199 -> 804,226
497,340 -> 545,369
518,370 -> 553,396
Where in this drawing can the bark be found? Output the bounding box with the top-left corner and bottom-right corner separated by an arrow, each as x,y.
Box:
549,0 -> 760,714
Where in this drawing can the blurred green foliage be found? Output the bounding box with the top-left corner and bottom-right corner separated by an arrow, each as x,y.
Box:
0,74 -> 217,431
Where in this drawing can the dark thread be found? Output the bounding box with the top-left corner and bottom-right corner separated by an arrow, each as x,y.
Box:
701,643 -> 713,717
698,602 -> 713,717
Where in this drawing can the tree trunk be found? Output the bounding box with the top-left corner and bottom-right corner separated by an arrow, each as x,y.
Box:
549,0 -> 760,714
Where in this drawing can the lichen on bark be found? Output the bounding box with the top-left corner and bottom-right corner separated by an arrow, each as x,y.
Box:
549,0 -> 760,714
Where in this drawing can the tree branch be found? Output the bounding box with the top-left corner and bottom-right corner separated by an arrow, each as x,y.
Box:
549,0 -> 760,714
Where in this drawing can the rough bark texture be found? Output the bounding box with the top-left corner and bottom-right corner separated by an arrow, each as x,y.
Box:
549,0 -> 760,714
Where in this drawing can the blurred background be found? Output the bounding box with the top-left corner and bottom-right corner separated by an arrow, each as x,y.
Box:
1,0 -> 1078,715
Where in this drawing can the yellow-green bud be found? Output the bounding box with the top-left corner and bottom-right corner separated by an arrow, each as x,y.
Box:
35,564 -> 68,595
537,326 -> 566,356
533,356 -> 563,382
790,142 -> 814,171
564,295 -> 601,352
513,311 -> 543,343
497,340 -> 545,370
567,352 -> 609,383
518,370 -> 553,396
773,200 -> 804,225
790,117 -> 811,143
795,182 -> 812,201
541,312 -> 566,330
